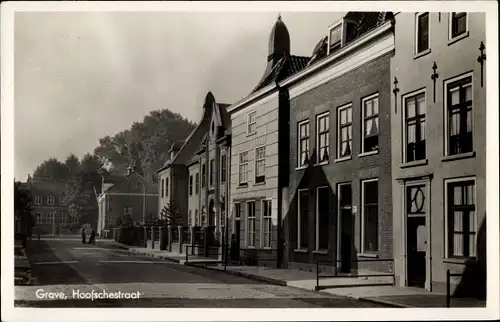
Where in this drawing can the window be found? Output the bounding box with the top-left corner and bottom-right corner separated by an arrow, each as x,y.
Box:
161,179 -> 165,198
195,209 -> 199,226
337,104 -> 353,159
47,196 -> 55,205
247,111 -> 257,135
446,75 -> 473,155
297,120 -> 310,167
327,19 -> 357,54
59,195 -> 65,205
450,12 -> 467,39
447,179 -> 476,258
188,210 -> 192,226
404,92 -> 427,162
297,189 -> 309,249
239,151 -> 249,185
189,175 -> 193,196
71,215 -> 78,224
201,163 -> 206,188
247,201 -> 256,247
262,200 -> 272,248
60,213 -> 68,225
316,187 -> 329,250
416,12 -> 429,54
209,159 -> 215,186
165,178 -> 169,197
195,173 -> 200,194
362,94 -> 379,153
124,207 -> 132,216
255,146 -> 266,183
34,196 -> 42,205
362,179 -> 379,253
316,112 -> 330,163
220,154 -> 227,183
35,213 -> 41,224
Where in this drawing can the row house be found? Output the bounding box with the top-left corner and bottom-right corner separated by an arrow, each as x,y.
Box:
25,175 -> 78,234
227,16 -> 310,267
390,12 -> 486,297
96,168 -> 158,236
157,93 -> 230,230
283,12 -> 395,273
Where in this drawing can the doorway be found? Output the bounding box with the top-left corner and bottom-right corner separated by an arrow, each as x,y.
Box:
407,216 -> 426,287
338,183 -> 353,273
208,199 -> 215,227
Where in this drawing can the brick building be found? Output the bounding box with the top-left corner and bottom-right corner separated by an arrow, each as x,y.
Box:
157,93 -> 230,227
282,12 -> 395,273
390,12 -> 486,297
186,93 -> 231,240
227,16 -> 310,267
97,168 -> 158,235
25,176 -> 79,235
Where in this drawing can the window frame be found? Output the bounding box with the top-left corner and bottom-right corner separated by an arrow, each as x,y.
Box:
448,12 -> 468,41
201,163 -> 206,188
443,72 -> 474,157
444,176 -> 477,259
337,103 -> 353,160
195,209 -> 199,226
35,212 -> 42,224
165,177 -> 169,197
261,199 -> 272,249
209,159 -> 215,187
415,12 -> 430,55
161,179 -> 165,198
47,195 -> 55,205
297,119 -> 310,168
361,178 -> 379,254
246,201 -> 256,248
255,146 -> 266,184
247,111 -> 257,135
361,93 -> 380,155
220,154 -> 227,184
316,111 -> 330,165
195,173 -> 200,194
297,188 -> 309,250
238,151 -> 249,186
315,186 -> 329,251
402,88 -> 427,163
189,175 -> 193,196
34,195 -> 42,205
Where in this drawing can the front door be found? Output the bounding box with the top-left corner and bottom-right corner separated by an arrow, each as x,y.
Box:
232,220 -> 241,262
407,216 -> 426,287
340,209 -> 353,273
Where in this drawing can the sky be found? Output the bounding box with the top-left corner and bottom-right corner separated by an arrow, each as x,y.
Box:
14,11 -> 344,181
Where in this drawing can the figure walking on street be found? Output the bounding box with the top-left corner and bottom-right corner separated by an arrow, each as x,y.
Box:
89,228 -> 96,244
80,227 -> 86,244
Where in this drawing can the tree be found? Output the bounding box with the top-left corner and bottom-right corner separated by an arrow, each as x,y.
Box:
64,172 -> 99,226
64,154 -> 80,175
33,158 -> 69,179
158,197 -> 184,226
14,181 -> 35,239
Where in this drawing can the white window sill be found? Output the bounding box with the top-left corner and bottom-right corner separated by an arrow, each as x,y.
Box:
414,48 -> 431,60
246,132 -> 257,137
400,159 -> 428,169
441,151 -> 475,162
357,252 -> 379,258
295,165 -> 308,171
294,249 -> 308,253
334,156 -> 352,163
443,257 -> 477,265
448,31 -> 469,46
254,182 -> 266,186
313,250 -> 329,255
314,161 -> 329,167
358,150 -> 379,158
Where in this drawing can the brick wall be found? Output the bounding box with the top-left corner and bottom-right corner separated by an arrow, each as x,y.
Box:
285,52 -> 393,273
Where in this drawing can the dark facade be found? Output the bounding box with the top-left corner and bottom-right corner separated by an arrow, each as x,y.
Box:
282,12 -> 395,273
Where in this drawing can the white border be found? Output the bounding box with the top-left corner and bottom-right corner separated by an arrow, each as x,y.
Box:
448,12 -> 469,42
415,12 -> 430,55
260,198 -> 272,249
246,111 -> 257,136
2,1 -> 499,321
297,119 -> 310,168
245,200 -> 256,248
255,145 -> 266,183
360,93 -> 380,154
238,150 -> 249,185
336,103 -> 353,160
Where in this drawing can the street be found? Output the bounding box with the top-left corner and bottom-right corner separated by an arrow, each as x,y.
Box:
15,239 -> 389,308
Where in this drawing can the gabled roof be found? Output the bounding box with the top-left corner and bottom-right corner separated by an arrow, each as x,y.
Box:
307,12 -> 393,67
251,55 -> 310,93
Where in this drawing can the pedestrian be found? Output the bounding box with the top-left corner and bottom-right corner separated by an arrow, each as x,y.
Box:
230,233 -> 238,262
80,227 -> 86,244
89,228 -> 96,244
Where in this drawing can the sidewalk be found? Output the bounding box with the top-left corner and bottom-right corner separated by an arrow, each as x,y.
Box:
106,240 -> 486,308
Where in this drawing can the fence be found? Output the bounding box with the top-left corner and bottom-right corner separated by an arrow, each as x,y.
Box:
315,254 -> 395,291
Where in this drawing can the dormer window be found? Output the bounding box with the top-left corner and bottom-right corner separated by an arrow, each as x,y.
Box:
327,18 -> 357,55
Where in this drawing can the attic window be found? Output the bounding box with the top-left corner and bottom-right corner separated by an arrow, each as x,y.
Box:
327,18 -> 357,55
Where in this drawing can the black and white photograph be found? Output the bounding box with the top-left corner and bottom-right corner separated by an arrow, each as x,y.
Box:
1,1 -> 499,321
